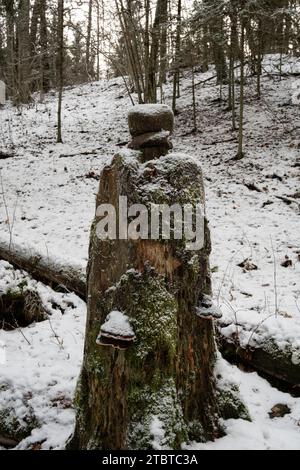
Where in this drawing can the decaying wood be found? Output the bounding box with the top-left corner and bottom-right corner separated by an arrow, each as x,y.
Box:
0,241 -> 86,299
0,288 -> 47,330
0,151 -> 14,160
276,195 -> 300,211
218,333 -> 300,396
0,436 -> 19,449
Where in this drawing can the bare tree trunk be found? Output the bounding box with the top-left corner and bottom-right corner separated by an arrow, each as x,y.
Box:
95,0 -> 101,81
86,0 -> 93,79
30,0 -> 40,56
204,0 -> 227,85
57,0 -> 64,143
145,0 -> 165,103
257,18 -> 262,100
159,0 -> 168,86
230,8 -> 238,130
40,0 -> 50,94
125,0 -> 145,94
237,15 -> 245,159
202,25 -> 209,72
144,0 -> 150,98
4,2 -> 15,100
17,0 -> 31,103
231,58 -> 236,130
192,64 -> 197,131
29,0 -> 50,96
115,0 -> 143,103
228,54 -> 232,110
172,0 -> 181,112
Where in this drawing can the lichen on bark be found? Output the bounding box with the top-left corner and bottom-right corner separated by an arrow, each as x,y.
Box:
217,386 -> 251,422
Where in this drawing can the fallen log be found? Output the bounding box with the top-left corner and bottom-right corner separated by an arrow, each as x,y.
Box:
2,240 -> 299,396
218,332 -> 300,397
58,148 -> 101,158
0,436 -> 19,449
0,240 -> 86,300
276,195 -> 300,211
0,151 -> 14,160
265,72 -> 300,78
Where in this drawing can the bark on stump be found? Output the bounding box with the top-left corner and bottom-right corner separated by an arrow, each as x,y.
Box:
69,104 -> 220,449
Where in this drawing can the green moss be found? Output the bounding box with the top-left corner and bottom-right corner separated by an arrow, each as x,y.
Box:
217,385 -> 251,422
127,278 -> 177,361
72,373 -> 88,436
187,420 -> 205,443
0,407 -> 38,443
17,280 -> 28,290
264,338 -> 296,363
5,288 -> 24,300
103,269 -> 178,362
1,285 -> 48,331
127,378 -> 188,450
136,156 -> 205,208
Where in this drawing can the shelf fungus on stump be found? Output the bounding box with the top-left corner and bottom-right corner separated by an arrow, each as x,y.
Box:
96,310 -> 135,350
196,294 -> 223,320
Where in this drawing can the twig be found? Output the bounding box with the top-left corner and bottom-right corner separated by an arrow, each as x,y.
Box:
59,149 -> 102,158
270,236 -> 278,317
217,247 -> 243,304
246,314 -> 276,349
48,316 -> 64,350
0,169 -> 17,253
3,319 -> 31,346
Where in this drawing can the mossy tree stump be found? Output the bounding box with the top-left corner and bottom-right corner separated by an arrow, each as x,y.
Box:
69,105 -> 220,449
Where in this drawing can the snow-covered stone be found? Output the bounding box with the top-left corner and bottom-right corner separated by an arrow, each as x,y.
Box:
128,103 -> 174,136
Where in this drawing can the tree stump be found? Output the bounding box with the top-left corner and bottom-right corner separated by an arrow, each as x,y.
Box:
69,104 -> 220,450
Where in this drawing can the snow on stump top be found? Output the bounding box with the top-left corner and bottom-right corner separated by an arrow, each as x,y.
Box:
128,104 -> 174,161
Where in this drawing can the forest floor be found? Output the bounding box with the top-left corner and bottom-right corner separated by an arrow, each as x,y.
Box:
0,54 -> 300,449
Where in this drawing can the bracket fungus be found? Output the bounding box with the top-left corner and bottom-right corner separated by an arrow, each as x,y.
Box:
196,294 -> 222,320
96,310 -> 135,350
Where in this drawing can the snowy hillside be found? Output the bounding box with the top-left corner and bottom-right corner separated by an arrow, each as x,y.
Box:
0,54 -> 300,449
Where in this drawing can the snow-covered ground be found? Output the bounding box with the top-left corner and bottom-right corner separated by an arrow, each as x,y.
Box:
0,261 -> 85,449
188,355 -> 300,450
0,54 -> 299,449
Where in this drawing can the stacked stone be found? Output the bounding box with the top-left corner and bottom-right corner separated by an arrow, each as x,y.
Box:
128,104 -> 174,161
